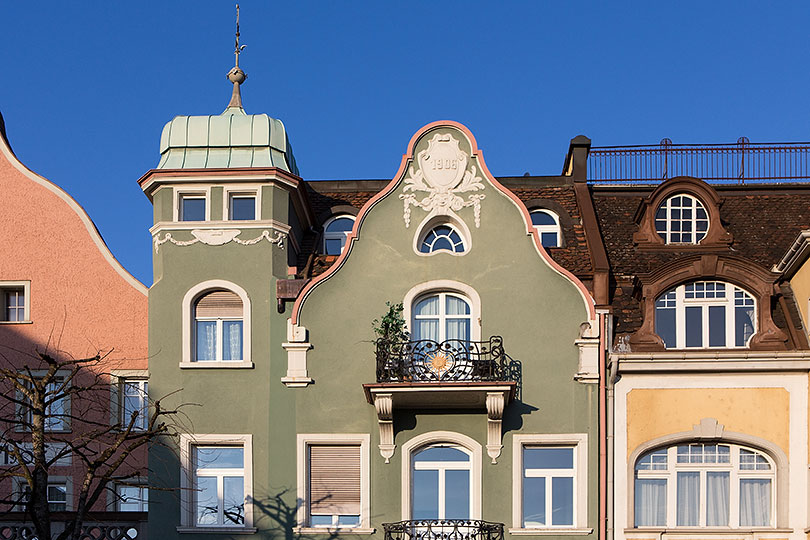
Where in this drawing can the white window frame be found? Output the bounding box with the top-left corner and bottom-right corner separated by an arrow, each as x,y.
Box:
174,188 -> 210,222
412,444 -> 473,519
322,215 -> 356,256
401,431 -> 482,521
403,281 -> 482,343
180,281 -> 252,369
418,223 -> 467,255
14,477 -> 71,512
633,443 -> 776,529
116,483 -> 148,512
0,281 -> 31,324
412,291 -> 473,343
655,281 -> 756,349
655,194 -> 709,244
120,379 -> 148,431
18,372 -> 70,432
529,209 -> 561,248
223,187 -> 260,222
178,434 -> 254,532
511,434 -> 590,535
295,434 -> 372,533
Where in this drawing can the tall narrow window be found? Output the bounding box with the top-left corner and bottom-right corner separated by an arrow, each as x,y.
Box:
523,447 -> 576,527
412,293 -> 471,343
308,445 -> 362,528
3,288 -> 25,322
194,291 -> 244,362
120,379 -> 148,430
530,209 -> 561,248
194,446 -> 245,526
654,281 -> 756,349
411,445 -> 472,520
323,216 -> 355,255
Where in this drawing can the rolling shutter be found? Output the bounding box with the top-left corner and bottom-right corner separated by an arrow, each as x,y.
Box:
309,445 -> 361,515
195,291 -> 242,318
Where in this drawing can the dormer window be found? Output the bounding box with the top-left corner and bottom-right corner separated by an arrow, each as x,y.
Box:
323,215 -> 356,255
530,209 -> 561,248
655,281 -> 755,349
654,194 -> 709,244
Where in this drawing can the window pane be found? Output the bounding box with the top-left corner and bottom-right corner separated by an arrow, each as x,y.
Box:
735,306 -> 755,346
541,232 -> 558,248
677,472 -> 699,526
196,321 -> 217,361
655,306 -> 676,348
181,197 -> 206,221
445,319 -> 470,342
311,515 -> 332,526
222,321 -> 243,361
523,477 -> 546,527
338,515 -> 360,526
685,306 -> 703,347
706,472 -> 729,526
708,305 -> 726,347
325,238 -> 343,255
531,211 -> 556,226
230,196 -> 255,220
524,448 -> 574,469
223,476 -> 245,524
634,478 -> 666,527
445,470 -> 470,519
196,447 -> 244,469
414,447 -> 469,462
413,319 -> 439,342
552,477 -> 574,526
415,296 -> 440,316
445,296 -> 470,316
740,479 -> 771,526
326,217 -> 355,233
412,470 -> 438,520
196,476 -> 218,525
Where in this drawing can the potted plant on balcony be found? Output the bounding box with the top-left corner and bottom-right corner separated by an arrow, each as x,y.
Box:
372,302 -> 410,381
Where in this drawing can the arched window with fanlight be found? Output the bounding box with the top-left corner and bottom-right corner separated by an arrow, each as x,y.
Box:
530,209 -> 561,248
634,442 -> 775,528
419,225 -> 466,254
654,281 -> 755,349
411,292 -> 471,343
194,290 -> 244,362
323,215 -> 356,255
411,444 -> 473,520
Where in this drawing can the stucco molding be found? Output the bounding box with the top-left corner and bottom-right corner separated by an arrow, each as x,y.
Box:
154,229 -> 286,253
411,211 -> 473,257
281,319 -> 313,387
400,431 -> 483,521
0,117 -> 147,295
626,421 -> 789,528
289,121 -> 596,327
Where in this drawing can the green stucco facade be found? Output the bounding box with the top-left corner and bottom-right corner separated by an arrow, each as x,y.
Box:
145,122 -> 598,540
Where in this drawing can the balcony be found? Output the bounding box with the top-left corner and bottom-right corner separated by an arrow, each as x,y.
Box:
364,337 -> 518,464
383,519 -> 504,540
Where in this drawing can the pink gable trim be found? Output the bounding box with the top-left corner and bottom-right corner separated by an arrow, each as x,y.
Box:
291,120 -> 595,324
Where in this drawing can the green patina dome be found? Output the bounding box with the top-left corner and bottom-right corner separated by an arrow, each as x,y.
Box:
157,106 -> 299,175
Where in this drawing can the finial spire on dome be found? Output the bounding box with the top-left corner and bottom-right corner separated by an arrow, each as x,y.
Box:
225,3 -> 247,111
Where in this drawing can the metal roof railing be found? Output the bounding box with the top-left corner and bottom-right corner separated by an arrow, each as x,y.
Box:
587,138 -> 810,185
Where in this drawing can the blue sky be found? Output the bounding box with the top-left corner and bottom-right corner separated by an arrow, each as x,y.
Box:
1,2 -> 809,285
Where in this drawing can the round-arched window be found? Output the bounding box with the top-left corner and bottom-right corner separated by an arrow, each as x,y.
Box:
323,215 -> 356,255
419,225 -> 466,254
412,292 -> 471,343
411,444 -> 472,520
530,209 -> 561,248
654,280 -> 755,349
634,442 -> 774,528
655,194 -> 709,244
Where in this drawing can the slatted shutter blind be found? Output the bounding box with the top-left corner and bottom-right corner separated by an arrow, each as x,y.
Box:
195,291 -> 242,318
309,445 -> 361,515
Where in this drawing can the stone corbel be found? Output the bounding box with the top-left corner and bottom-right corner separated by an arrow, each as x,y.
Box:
373,394 -> 395,463
574,321 -> 600,383
486,392 -> 505,463
281,319 -> 313,388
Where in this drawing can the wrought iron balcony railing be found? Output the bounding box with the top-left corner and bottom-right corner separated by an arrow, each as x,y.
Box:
376,337 -> 512,383
383,519 -> 504,540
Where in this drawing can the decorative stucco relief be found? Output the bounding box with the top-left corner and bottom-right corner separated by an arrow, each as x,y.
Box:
399,133 -> 486,228
153,229 -> 286,252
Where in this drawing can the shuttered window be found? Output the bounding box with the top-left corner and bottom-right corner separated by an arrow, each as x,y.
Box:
309,445 -> 361,525
195,291 -> 242,318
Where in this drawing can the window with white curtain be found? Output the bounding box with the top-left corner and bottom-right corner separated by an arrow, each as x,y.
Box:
655,281 -> 756,349
194,290 -> 244,362
411,292 -> 471,343
634,443 -> 774,528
